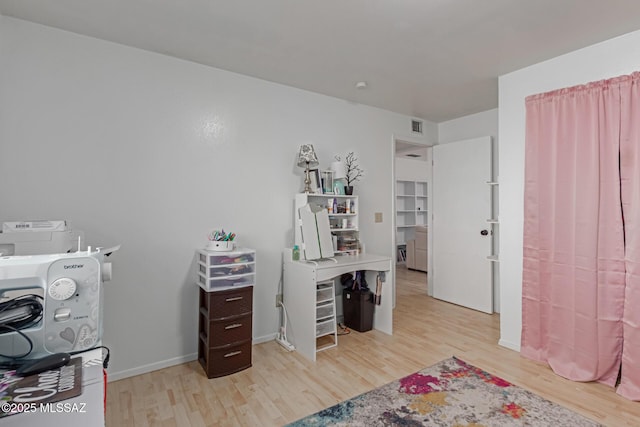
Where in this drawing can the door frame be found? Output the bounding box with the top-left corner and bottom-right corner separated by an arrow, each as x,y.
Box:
392,134 -> 434,300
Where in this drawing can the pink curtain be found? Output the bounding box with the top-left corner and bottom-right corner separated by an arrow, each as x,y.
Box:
618,74 -> 640,399
522,73 -> 640,399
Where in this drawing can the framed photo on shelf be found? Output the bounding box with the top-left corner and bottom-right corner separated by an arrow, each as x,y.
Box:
310,168 -> 322,193
322,170 -> 334,194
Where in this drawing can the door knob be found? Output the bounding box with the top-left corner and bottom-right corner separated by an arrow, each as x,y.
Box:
480,229 -> 489,236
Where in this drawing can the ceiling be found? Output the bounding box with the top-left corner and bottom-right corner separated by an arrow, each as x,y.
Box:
2,1 -> 640,123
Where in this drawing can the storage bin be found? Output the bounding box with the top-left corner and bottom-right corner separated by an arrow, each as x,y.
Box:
316,302 -> 334,320
197,250 -> 254,379
199,340 -> 252,378
199,286 -> 253,319
343,289 -> 374,332
198,274 -> 254,291
201,263 -> 255,278
207,313 -> 252,344
197,248 -> 256,291
316,284 -> 334,303
316,319 -> 335,338
199,251 -> 255,266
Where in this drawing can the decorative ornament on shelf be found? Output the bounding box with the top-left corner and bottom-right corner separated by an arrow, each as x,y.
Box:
297,144 -> 320,193
342,152 -> 364,195
206,228 -> 236,251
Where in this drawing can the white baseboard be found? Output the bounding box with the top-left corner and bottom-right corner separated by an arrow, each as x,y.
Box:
253,332 -> 278,344
498,338 -> 521,352
108,353 -> 197,382
107,334 -> 279,382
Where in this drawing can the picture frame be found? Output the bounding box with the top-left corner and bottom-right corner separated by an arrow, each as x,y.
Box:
322,170 -> 334,194
309,168 -> 322,193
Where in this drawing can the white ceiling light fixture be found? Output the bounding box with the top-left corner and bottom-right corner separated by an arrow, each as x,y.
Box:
355,81 -> 367,89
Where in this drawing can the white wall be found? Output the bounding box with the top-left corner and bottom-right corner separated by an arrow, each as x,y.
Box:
499,29 -> 640,351
0,16 -> 437,379
438,109 -> 498,145
438,109 -> 500,312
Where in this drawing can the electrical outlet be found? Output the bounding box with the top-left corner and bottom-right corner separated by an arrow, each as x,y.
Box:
375,212 -> 383,223
276,293 -> 283,307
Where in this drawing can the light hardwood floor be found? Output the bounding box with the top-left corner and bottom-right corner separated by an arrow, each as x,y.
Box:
106,267 -> 640,426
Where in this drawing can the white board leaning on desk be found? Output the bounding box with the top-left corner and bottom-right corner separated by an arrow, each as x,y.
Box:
298,203 -> 334,260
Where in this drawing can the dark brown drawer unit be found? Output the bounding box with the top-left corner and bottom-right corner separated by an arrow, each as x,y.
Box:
198,285 -> 253,378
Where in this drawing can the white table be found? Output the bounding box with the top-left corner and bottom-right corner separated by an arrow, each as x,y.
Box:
282,251 -> 393,361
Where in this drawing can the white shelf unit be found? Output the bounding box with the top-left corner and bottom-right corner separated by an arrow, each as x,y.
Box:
395,180 -> 428,262
315,280 -> 337,352
294,193 -> 360,255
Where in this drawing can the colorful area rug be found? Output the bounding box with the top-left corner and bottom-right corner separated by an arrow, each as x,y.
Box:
288,357 -> 601,426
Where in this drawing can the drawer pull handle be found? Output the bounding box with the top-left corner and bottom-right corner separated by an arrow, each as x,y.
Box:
225,323 -> 242,330
225,296 -> 243,302
224,350 -> 242,358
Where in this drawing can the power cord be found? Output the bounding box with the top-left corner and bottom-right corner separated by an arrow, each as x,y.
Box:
0,346 -> 112,372
0,294 -> 110,370
71,345 -> 111,369
337,323 -> 350,336
0,294 -> 43,360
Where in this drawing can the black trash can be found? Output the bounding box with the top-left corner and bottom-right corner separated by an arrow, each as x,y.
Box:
342,288 -> 374,332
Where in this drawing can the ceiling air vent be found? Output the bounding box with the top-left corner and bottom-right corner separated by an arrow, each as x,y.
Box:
411,119 -> 423,134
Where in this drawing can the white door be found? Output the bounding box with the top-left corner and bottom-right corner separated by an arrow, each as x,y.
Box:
432,137 -> 493,313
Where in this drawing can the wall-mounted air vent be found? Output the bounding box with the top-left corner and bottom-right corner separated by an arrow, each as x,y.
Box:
411,119 -> 423,134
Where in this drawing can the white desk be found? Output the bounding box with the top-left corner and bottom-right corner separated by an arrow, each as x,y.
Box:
1,349 -> 105,427
282,251 -> 393,361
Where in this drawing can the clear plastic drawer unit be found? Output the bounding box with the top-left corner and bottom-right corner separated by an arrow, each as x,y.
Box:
315,280 -> 337,352
197,248 -> 256,291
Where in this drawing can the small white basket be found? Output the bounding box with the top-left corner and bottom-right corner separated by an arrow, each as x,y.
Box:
205,240 -> 235,252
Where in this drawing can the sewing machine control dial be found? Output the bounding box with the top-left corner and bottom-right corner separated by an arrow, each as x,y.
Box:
49,277 -> 77,300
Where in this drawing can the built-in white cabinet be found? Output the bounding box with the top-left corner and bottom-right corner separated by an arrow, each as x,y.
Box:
294,193 -> 360,255
396,180 -> 427,262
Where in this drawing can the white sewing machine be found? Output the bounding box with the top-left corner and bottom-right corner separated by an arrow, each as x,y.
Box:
0,220 -> 118,360
0,248 -> 117,360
